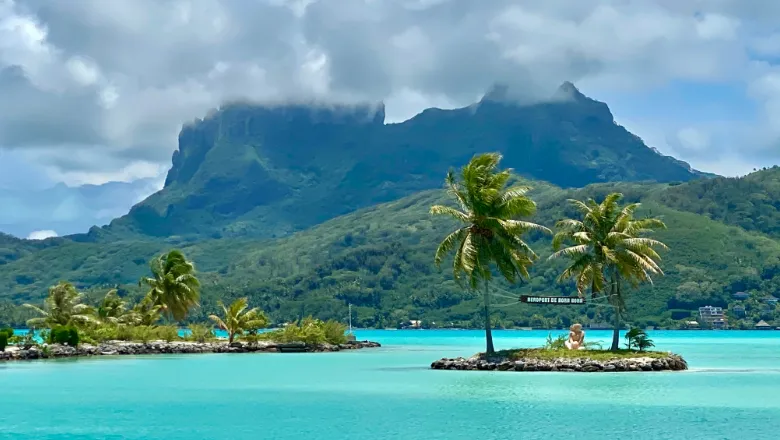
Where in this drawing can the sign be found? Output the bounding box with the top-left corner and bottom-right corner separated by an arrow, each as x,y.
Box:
519,295 -> 585,305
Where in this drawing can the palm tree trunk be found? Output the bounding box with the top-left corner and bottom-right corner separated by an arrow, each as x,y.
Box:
610,272 -> 621,351
483,280 -> 495,355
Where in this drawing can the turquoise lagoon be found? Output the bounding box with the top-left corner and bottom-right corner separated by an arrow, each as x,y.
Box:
2,330 -> 779,439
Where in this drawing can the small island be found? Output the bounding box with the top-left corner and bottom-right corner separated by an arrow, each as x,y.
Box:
431,348 -> 688,373
1,339 -> 380,362
0,254 -> 380,363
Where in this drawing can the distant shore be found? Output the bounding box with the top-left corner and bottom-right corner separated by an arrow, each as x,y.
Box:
0,339 -> 381,362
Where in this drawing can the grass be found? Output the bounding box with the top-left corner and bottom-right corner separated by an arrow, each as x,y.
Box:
489,348 -> 670,361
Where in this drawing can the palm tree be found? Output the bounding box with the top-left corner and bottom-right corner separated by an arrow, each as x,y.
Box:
23,282 -> 97,328
431,153 -> 549,354
96,289 -> 131,324
209,298 -> 268,343
129,295 -> 164,326
140,250 -> 201,322
549,193 -> 667,351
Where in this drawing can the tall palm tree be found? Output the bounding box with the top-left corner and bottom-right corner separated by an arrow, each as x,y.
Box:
23,282 -> 97,328
431,153 -> 549,354
140,250 -> 201,322
209,298 -> 268,343
549,193 -> 667,351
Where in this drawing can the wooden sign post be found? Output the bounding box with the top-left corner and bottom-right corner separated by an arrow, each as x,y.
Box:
519,295 -> 585,305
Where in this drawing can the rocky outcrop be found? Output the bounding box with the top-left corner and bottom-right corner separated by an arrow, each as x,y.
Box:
0,340 -> 381,362
431,353 -> 687,373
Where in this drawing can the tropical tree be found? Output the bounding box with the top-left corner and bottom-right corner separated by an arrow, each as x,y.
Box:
430,152 -> 550,354
549,193 -> 667,351
140,250 -> 201,322
96,289 -> 132,324
209,298 -> 268,343
129,295 -> 163,326
23,282 -> 97,328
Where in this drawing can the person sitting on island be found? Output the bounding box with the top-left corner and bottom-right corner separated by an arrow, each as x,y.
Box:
565,323 -> 585,350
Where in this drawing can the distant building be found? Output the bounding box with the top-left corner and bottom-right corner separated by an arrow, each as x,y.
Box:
683,321 -> 699,329
763,296 -> 778,305
402,320 -> 422,329
699,306 -> 728,329
731,305 -> 746,317
732,292 -> 750,300
755,320 -> 773,330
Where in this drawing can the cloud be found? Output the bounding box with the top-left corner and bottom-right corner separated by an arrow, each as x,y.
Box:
27,229 -> 57,240
0,0 -> 778,183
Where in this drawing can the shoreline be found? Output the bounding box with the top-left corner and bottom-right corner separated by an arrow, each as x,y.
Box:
431,352 -> 688,373
0,340 -> 381,362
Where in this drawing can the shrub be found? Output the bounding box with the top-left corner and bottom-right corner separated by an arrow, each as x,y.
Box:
82,325 -> 120,342
156,325 -> 180,342
635,334 -> 655,352
49,326 -> 79,346
264,317 -> 350,345
131,326 -> 155,343
625,328 -> 642,350
186,324 -> 215,343
322,320 -> 348,345
543,333 -> 567,350
0,327 -> 13,339
0,333 -> 7,352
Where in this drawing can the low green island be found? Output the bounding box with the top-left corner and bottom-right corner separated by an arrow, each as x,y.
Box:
0,251 -> 380,362
431,332 -> 687,373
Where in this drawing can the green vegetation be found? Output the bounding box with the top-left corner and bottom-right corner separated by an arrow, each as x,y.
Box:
550,193 -> 667,350
23,282 -> 97,328
186,324 -> 216,343
2,178 -> 780,330
431,153 -> 549,354
494,348 -> 668,362
209,298 -> 268,343
263,317 -> 349,345
0,332 -> 6,351
140,250 -> 201,321
625,328 -> 655,352
49,326 -> 80,346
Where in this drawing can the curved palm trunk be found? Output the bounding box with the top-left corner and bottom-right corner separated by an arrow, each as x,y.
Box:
483,280 -> 495,355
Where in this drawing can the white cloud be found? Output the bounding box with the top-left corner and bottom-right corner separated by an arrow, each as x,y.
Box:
0,0 -> 778,183
27,229 -> 57,240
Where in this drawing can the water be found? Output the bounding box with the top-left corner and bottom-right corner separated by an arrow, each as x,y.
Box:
2,330 -> 779,439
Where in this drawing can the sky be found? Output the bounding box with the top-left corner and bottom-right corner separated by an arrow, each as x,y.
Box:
2,0 -> 780,238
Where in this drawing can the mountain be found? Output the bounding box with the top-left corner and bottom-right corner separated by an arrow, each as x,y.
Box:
105,82 -> 705,239
2,170 -> 780,330
8,81 -> 778,330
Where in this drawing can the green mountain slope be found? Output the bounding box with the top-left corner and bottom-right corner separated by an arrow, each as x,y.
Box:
653,166 -> 780,238
3,174 -> 780,329
103,82 -> 704,239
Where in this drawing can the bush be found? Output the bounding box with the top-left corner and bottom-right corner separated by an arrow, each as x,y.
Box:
82,325 -> 120,342
131,326 -> 156,343
156,325 -> 180,342
0,327 -> 13,339
263,317 -> 350,345
0,333 -> 7,352
186,324 -> 215,343
544,333 -> 567,350
322,320 -> 348,345
49,326 -> 79,346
